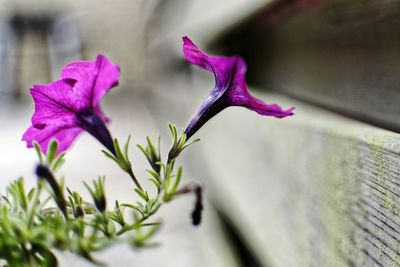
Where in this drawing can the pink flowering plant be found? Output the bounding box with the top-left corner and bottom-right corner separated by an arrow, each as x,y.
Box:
0,37 -> 293,266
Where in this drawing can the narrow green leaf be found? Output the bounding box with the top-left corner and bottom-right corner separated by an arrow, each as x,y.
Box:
107,220 -> 116,235
136,201 -> 145,209
121,203 -> 145,217
68,196 -> 76,210
164,164 -> 172,190
146,137 -> 157,160
137,144 -> 147,156
83,182 -> 95,197
124,135 -> 132,160
171,166 -> 182,193
120,203 -> 137,209
73,191 -> 81,205
52,153 -> 65,172
97,176 -> 106,197
182,138 -> 201,150
33,142 -> 44,164
157,135 -> 161,160
140,222 -> 161,227
147,199 -> 157,210
168,123 -> 178,146
102,150 -> 119,165
27,188 -> 35,201
16,179 -> 28,211
177,134 -> 187,150
113,139 -> 131,171
47,140 -> 58,165
149,178 -> 161,192
113,138 -> 125,161
2,196 -> 11,206
66,187 -> 73,197
148,203 -> 161,215
137,144 -> 152,163
146,169 -> 160,181
134,188 -> 149,202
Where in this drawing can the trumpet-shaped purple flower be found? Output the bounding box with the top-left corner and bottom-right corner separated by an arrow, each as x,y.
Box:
182,37 -> 294,139
22,54 -> 120,155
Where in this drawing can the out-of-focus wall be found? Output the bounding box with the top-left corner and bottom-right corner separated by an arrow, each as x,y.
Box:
0,0 -> 272,99
0,0 -> 160,97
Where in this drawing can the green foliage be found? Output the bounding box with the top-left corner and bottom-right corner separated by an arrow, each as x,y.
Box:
103,136 -> 143,190
167,124 -> 200,163
137,135 -> 161,174
84,177 -> 107,212
1,129 -> 203,266
102,137 -> 132,172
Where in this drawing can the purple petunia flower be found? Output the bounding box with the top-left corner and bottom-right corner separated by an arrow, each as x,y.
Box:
182,37 -> 294,140
22,54 -> 120,155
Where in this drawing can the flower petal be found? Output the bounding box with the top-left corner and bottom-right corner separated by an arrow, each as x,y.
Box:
182,36 -> 237,93
61,54 -> 120,108
30,79 -> 80,128
22,125 -> 83,154
225,57 -> 295,118
241,97 -> 295,117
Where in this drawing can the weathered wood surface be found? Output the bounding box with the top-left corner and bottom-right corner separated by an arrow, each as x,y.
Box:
218,0 -> 400,132
170,78 -> 400,266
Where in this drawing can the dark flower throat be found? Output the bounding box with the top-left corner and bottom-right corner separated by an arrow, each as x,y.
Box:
77,108 -> 116,156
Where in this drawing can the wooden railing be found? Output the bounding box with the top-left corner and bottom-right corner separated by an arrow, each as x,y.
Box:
190,0 -> 400,266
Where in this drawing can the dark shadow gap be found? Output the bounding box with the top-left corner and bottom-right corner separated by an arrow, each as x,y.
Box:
215,209 -> 266,267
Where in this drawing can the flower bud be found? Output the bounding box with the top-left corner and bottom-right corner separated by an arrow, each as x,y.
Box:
35,165 -> 67,218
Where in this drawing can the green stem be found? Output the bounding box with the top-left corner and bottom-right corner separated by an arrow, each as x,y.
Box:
117,182 -> 164,236
127,168 -> 143,191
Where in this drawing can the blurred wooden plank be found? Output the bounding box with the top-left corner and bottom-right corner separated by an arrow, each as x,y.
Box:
183,88 -> 400,267
219,0 -> 400,132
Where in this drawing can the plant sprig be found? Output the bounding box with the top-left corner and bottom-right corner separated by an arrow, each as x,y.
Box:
0,125 -> 203,266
